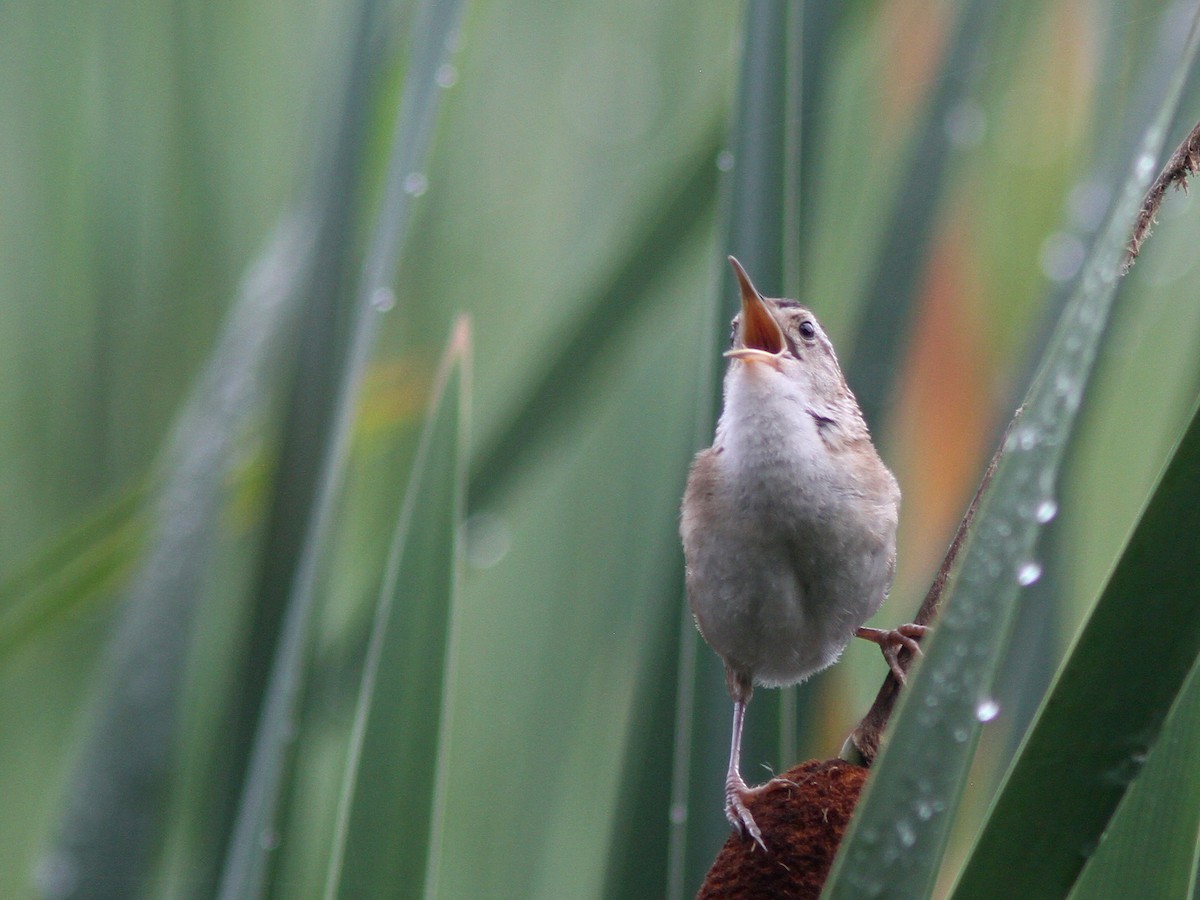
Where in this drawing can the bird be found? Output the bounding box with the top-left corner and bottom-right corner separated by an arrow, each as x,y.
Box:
680,256 -> 924,849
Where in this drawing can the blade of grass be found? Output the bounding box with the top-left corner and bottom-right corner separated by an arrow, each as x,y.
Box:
323,317 -> 469,899
1069,657 -> 1200,899
217,0 -> 466,895
951,387 -> 1200,897
823,13 -> 1200,899
0,484 -> 146,660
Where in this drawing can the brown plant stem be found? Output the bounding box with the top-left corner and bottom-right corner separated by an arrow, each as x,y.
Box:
1124,118 -> 1200,273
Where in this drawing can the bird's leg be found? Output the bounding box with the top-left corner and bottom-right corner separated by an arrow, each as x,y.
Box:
855,623 -> 929,684
723,670 -> 768,851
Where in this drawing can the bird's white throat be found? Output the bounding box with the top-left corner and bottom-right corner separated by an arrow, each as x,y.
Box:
716,362 -> 828,485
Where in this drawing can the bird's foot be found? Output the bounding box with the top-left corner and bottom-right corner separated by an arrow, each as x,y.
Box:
725,774 -> 776,851
855,623 -> 929,684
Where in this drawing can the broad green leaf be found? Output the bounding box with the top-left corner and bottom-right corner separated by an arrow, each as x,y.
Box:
324,318 -> 468,899
952,388 -> 1200,898
1070,656 -> 1200,899
824,14 -> 1200,900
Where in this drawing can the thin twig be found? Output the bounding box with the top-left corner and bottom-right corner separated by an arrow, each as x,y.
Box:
1124,118 -> 1200,273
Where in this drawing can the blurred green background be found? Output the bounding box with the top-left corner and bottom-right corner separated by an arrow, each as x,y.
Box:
4,0 -> 1200,897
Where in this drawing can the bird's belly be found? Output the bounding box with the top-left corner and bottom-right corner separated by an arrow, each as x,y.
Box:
687,530 -> 875,688
682,438 -> 897,689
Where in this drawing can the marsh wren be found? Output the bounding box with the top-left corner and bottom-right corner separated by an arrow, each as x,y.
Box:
681,257 -> 923,849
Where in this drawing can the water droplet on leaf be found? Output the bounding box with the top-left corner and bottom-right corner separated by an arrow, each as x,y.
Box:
403,172 -> 429,196
436,63 -> 458,88
976,698 -> 1000,722
371,287 -> 395,312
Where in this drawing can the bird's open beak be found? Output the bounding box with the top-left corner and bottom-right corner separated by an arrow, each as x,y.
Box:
724,256 -> 785,368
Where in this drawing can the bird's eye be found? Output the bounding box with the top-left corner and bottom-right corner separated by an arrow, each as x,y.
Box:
799,320 -> 817,340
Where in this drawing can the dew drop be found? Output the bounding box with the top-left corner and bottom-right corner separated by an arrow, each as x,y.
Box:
1017,561 -> 1043,587
1054,370 -> 1082,405
403,172 -> 429,196
953,727 -> 969,743
716,149 -> 735,172
1135,152 -> 1157,180
915,800 -> 934,821
1005,427 -> 1038,452
1035,499 -> 1058,523
436,63 -> 458,88
669,802 -> 687,825
371,287 -> 396,312
896,819 -> 917,847
976,698 -> 1001,722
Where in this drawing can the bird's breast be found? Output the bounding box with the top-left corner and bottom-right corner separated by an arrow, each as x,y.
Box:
684,375 -> 898,687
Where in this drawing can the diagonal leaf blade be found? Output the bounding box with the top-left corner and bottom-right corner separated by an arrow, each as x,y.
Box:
1068,657 -> 1200,900
324,317 -> 469,900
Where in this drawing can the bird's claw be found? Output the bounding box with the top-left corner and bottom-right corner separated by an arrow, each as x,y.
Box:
725,778 -> 768,851
855,623 -> 929,684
